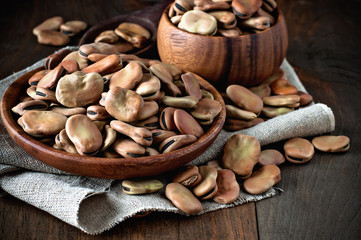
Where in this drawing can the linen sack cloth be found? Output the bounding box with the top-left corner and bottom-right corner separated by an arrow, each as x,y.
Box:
0,47 -> 335,234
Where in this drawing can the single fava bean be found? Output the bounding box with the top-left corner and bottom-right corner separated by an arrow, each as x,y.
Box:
151,129 -> 177,144
173,165 -> 202,188
284,137 -> 315,164
109,61 -> 143,90
112,138 -> 146,158
243,165 -> 281,194
249,84 -> 271,99
114,22 -> 151,48
122,179 -> 163,195
149,61 -> 182,81
28,69 -> 51,86
232,0 -> 262,20
261,0 -> 277,13
193,166 -> 218,200
37,64 -> 66,89
178,10 -> 218,35
137,101 -> 159,121
149,63 -> 182,96
174,109 -> 204,138
133,116 -> 159,130
181,72 -> 202,101
65,114 -> 103,155
270,78 -> 298,95
95,30 -> 119,43
312,135 -> 350,152
110,120 -> 153,146
194,0 -> 231,12
49,105 -> 86,117
33,16 -> 63,36
226,84 -> 263,114
209,11 -> 237,30
135,74 -> 161,100
82,54 -> 121,75
191,98 -> 222,124
222,134 -> 261,178
213,169 -> 240,204
104,86 -> 144,122
60,20 -> 87,36
99,125 -> 117,152
263,95 -> 300,107
159,134 -> 197,153
224,117 -> 264,131
12,100 -> 48,115
238,16 -> 270,30
218,27 -> 242,37
258,149 -> 285,166
55,129 -> 78,154
18,110 -> 67,137
165,183 -> 203,215
225,104 -> 257,120
37,30 -> 70,46
78,42 -> 119,59
161,95 -> 199,108
62,51 -> 89,70
160,107 -> 177,131
261,106 -> 294,118
86,105 -> 110,121
174,0 -> 194,14
297,91 -> 313,106
34,87 -> 57,103
56,71 -> 104,108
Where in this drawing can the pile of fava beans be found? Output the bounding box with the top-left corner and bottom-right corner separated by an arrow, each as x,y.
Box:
13,42 -> 350,215
169,0 -> 278,37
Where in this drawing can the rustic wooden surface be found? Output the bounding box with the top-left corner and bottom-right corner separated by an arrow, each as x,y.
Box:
0,0 -> 360,239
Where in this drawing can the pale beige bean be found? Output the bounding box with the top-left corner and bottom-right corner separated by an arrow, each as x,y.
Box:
109,61 -> 143,89
110,120 -> 152,146
133,116 -> 159,130
263,95 -> 300,107
12,100 -> 48,115
60,20 -> 87,36
62,51 -> 89,70
178,10 -> 218,35
136,101 -> 159,121
161,95 -> 199,108
112,138 -> 146,158
122,179 -> 163,195
49,105 -> 86,117
33,16 -> 63,36
37,30 -> 70,46
34,87 -> 57,103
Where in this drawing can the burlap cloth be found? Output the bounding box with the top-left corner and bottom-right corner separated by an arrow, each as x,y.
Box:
0,47 -> 335,234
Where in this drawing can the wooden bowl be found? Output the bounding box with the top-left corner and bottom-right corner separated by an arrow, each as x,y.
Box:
0,67 -> 226,180
157,4 -> 288,88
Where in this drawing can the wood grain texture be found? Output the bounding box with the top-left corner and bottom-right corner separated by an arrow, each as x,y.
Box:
157,5 -> 288,88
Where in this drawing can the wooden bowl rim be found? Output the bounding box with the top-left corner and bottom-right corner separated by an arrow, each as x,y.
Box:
0,67 -> 226,179
160,4 -> 284,39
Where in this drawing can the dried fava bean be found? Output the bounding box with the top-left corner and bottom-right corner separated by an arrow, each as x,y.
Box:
213,169 -> 240,204
181,72 -> 202,101
194,0 -> 231,12
218,27 -> 242,37
55,129 -> 78,154
135,73 -> 161,100
261,106 -> 294,118
243,165 -> 281,194
114,22 -> 151,48
122,179 -> 163,195
37,30 -> 70,46
78,42 -> 119,59
26,86 -> 37,99
19,110 -> 67,137
112,138 -> 146,158
297,91 -> 313,106
44,49 -> 73,70
249,84 -> 271,99
161,95 -> 199,108
28,70 -> 51,86
66,114 -> 102,155
60,20 -> 87,36
86,105 -> 110,121
137,101 -> 159,121
174,0 -> 194,14
151,129 -> 177,144
49,105 -> 86,116
159,134 -> 197,153
61,60 -> 79,74
171,15 -> 183,25
33,16 -> 63,36
178,10 -> 218,35
174,109 -> 204,138
99,125 -> 117,152
191,98 -> 222,124
261,0 -> 277,13
111,41 -> 136,54
149,63 -> 182,96
226,84 -> 263,114
95,30 -> 119,43
224,117 -> 264,131
239,16 -> 270,30
165,183 -> 203,215
133,116 -> 159,130
225,104 -> 257,120
284,137 -> 315,164
110,120 -> 153,146
145,147 -> 160,156
56,71 -> 104,107
93,120 -> 109,132
62,51 -> 89,70
263,95 -> 300,107
256,7 -> 275,24
159,107 -> 177,131
209,11 -> 237,29
222,134 -> 261,178
312,135 -> 350,152
262,69 -> 286,85
270,78 -> 298,95
82,54 -> 121,75
34,87 -> 57,102
201,89 -> 214,100
173,165 -> 202,188
193,166 -> 218,200
37,64 -> 66,89
12,100 -> 48,115
258,149 -> 285,166
109,61 -> 143,90
232,0 -> 262,20
148,61 -> 183,81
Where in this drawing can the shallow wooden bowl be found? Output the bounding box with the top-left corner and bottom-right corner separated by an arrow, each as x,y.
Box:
0,67 -> 226,180
157,4 -> 288,88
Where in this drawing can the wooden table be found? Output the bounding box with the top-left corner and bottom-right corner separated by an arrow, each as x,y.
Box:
1,0 -> 360,239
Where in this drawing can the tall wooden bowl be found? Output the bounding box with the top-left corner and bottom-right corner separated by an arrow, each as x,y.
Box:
0,67 -> 226,180
157,5 -> 288,89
